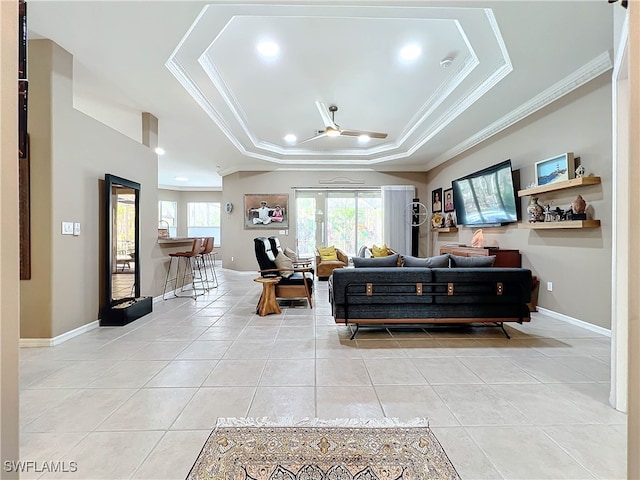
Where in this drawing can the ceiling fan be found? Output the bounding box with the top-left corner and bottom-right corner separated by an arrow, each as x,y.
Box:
299,101 -> 388,144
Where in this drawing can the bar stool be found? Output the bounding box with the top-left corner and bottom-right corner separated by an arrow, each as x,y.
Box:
162,238 -> 206,299
199,237 -> 218,290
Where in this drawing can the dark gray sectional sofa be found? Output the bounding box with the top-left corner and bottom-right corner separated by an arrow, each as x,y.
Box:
329,266 -> 532,338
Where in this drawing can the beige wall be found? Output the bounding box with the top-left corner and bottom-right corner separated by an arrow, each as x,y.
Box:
0,0 -> 20,473
22,40 -> 160,338
221,170 -> 429,271
427,76 -> 612,329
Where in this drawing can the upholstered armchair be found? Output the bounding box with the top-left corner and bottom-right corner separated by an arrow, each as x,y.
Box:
254,237 -> 314,308
315,246 -> 348,280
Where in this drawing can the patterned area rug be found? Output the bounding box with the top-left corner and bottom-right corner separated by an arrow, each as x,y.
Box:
187,418 -> 460,480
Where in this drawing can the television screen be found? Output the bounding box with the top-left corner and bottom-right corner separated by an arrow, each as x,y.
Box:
452,159 -> 518,227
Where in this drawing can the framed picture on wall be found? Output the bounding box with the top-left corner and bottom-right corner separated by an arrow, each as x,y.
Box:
443,188 -> 454,212
432,188 -> 443,213
534,152 -> 575,186
244,193 -> 289,229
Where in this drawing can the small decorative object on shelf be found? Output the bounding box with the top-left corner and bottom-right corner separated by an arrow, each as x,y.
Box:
527,197 -> 545,222
575,165 -> 585,178
543,204 -> 565,222
571,195 -> 586,214
431,212 -> 444,229
570,194 -> 587,220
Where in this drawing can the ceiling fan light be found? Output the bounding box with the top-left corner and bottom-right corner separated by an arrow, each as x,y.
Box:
326,127 -> 341,137
358,135 -> 370,143
284,134 -> 297,144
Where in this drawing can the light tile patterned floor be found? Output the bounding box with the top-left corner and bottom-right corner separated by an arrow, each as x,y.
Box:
20,268 -> 627,479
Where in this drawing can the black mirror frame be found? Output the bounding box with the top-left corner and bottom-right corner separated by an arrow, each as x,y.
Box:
101,174 -> 151,326
105,173 -> 141,303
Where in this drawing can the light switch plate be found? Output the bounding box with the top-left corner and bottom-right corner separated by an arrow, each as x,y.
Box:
61,222 -> 73,235
73,222 -> 81,236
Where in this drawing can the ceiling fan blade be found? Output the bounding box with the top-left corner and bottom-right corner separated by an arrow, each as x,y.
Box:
298,132 -> 328,145
315,101 -> 337,130
339,129 -> 388,139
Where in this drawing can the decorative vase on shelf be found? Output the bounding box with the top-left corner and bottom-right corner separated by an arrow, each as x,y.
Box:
527,197 -> 545,223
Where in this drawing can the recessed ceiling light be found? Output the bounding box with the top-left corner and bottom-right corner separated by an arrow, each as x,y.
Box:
358,134 -> 370,143
284,134 -> 297,144
400,44 -> 422,61
174,176 -> 189,182
154,147 -> 165,155
257,41 -> 279,57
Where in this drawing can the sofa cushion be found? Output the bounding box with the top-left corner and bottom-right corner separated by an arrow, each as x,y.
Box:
403,254 -> 450,268
317,246 -> 338,261
450,254 -> 496,268
353,253 -> 399,268
357,245 -> 373,258
371,244 -> 390,257
274,252 -> 294,278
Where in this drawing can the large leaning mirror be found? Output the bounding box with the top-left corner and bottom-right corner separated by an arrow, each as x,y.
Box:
102,174 -> 152,326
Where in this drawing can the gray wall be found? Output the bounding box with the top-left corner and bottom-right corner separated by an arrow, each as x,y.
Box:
22,40 -> 160,338
427,75 -> 612,328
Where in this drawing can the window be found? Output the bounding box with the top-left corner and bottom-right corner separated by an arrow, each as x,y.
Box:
187,202 -> 220,246
158,200 -> 177,237
295,189 -> 382,257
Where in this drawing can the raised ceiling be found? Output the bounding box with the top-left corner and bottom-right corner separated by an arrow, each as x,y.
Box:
27,1 -> 613,189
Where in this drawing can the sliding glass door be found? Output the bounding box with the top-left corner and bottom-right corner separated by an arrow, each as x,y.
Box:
296,189 -> 382,257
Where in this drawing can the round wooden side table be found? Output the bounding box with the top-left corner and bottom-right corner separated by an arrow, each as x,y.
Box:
254,277 -> 281,316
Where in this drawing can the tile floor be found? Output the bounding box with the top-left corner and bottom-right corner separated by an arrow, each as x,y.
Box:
20,268 -> 626,479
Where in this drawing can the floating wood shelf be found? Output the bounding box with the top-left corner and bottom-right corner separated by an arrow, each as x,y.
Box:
517,176 -> 601,197
518,220 -> 601,229
431,227 -> 458,233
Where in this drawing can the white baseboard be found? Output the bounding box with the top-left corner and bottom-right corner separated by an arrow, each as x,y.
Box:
20,319 -> 100,347
536,307 -> 611,337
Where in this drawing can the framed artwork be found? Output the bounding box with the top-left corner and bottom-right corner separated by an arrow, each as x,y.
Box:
244,193 -> 289,229
534,152 -> 575,186
432,188 -> 443,213
443,188 -> 455,212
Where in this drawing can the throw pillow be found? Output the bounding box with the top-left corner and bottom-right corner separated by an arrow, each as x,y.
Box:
284,247 -> 298,262
353,253 -> 399,268
449,254 -> 496,268
274,252 -> 294,278
402,254 -> 450,268
317,246 -> 338,261
371,244 -> 389,257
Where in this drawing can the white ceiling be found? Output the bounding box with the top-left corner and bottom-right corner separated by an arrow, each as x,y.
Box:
27,1 -> 613,189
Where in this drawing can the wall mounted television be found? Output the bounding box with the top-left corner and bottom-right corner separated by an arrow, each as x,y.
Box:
452,159 -> 520,227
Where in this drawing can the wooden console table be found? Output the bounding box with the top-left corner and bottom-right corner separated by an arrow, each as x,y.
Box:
254,277 -> 281,316
440,246 -> 522,268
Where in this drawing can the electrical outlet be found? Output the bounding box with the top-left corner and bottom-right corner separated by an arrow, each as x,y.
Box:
61,222 -> 73,235
73,222 -> 81,236
547,281 -> 553,292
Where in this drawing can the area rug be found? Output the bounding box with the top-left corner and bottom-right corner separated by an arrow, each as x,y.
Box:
187,417 -> 460,480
